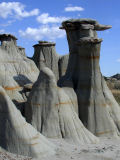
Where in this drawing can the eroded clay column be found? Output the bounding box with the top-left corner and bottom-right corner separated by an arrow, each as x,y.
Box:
60,19 -> 120,137
0,34 -> 17,48
33,41 -> 59,80
17,46 -> 26,56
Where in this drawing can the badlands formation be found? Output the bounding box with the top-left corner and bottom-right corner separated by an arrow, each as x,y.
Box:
0,19 -> 120,159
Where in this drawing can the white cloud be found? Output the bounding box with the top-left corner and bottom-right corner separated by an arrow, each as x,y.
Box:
19,25 -> 65,40
0,2 -> 39,19
37,13 -> 68,24
65,6 -> 84,12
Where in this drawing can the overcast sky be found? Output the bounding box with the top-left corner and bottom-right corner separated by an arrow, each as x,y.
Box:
0,0 -> 120,76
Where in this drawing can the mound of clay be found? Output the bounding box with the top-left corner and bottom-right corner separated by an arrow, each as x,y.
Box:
0,34 -> 39,112
0,86 -> 56,158
25,66 -> 99,144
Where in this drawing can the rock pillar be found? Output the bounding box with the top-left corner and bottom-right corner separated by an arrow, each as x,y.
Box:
33,41 -> 59,80
60,19 -> 120,137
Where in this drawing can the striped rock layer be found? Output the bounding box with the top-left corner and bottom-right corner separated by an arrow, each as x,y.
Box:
25,67 -> 99,144
32,41 -> 59,80
59,18 -> 120,137
32,41 -> 70,80
0,86 -> 56,158
0,34 -> 39,113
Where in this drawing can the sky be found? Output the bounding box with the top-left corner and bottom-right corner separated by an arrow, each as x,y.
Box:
0,0 -> 120,76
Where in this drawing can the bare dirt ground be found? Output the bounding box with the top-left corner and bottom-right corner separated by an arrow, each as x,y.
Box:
1,137 -> 120,160
0,148 -> 32,160
43,137 -> 120,160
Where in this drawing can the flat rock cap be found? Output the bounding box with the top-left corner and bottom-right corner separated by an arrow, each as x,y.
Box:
0,34 -> 17,40
60,18 -> 112,31
33,41 -> 56,47
17,46 -> 25,49
62,18 -> 98,25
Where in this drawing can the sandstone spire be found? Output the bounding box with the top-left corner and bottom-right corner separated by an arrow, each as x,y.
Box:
32,41 -> 59,80
59,19 -> 120,137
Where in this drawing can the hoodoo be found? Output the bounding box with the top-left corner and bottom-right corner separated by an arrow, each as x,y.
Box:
0,34 -> 39,112
32,41 -> 59,80
25,66 -> 99,144
59,19 -> 120,137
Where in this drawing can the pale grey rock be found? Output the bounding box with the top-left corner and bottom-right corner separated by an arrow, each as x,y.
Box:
0,86 -> 56,158
60,19 -> 98,30
94,24 -> 112,31
59,19 -> 120,137
25,67 -> 61,139
58,54 -> 69,77
25,66 -> 99,144
17,46 -> 26,56
24,83 -> 33,90
32,41 -> 59,80
0,34 -> 39,112
61,19 -> 112,31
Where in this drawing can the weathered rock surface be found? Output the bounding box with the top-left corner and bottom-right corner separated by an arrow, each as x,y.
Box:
59,19 -> 120,137
32,41 -> 59,80
25,66 -> 99,144
0,34 -> 39,113
32,41 -> 70,80
17,46 -> 26,57
58,54 -> 69,77
0,86 -> 56,158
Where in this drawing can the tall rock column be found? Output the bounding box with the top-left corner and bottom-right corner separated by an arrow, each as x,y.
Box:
32,41 -> 59,80
60,19 -> 120,137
